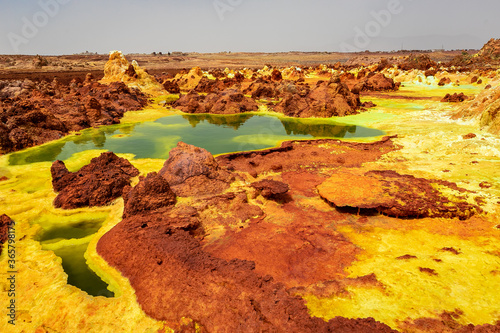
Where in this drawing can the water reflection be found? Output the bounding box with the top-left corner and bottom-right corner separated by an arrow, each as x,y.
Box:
182,114 -> 254,130
8,113 -> 384,165
281,118 -> 357,137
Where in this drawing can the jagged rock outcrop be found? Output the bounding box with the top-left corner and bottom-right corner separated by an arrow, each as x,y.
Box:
158,141 -> 234,197
475,38 -> 500,61
100,50 -> 165,95
438,77 -> 452,86
352,73 -> 400,93
0,77 -> 147,154
51,152 -> 139,209
398,54 -> 437,71
174,89 -> 259,114
273,77 -> 361,117
174,66 -> 204,91
122,172 -> 177,218
441,93 -> 468,103
162,80 -> 180,94
193,77 -> 227,94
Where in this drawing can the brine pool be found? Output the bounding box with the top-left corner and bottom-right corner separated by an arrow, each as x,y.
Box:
1,111 -> 385,297
8,112 -> 384,165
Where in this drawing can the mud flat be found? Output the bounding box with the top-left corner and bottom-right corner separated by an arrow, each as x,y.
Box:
1,41 -> 500,332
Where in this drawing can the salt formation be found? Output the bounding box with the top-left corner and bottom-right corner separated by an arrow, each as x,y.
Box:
101,50 -> 165,95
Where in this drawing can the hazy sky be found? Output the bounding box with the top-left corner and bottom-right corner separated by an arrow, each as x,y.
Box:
0,0 -> 499,55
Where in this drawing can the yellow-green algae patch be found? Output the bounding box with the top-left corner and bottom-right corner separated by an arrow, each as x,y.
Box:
304,226 -> 500,330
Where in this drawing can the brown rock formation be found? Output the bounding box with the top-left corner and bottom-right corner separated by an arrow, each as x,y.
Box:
158,141 -> 234,197
352,73 -> 400,93
162,80 -> 180,94
441,92 -> 468,103
243,79 -> 280,100
475,38 -> 500,61
0,78 -> 147,154
51,152 -> 139,209
122,172 -> 177,218
271,69 -> 283,81
193,77 -> 226,94
273,79 -> 361,118
318,169 -> 481,220
438,77 -> 452,86
174,89 -> 259,114
250,179 -> 289,199
398,54 -> 437,71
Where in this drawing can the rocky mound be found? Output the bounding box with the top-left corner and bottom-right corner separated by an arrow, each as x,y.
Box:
158,141 -> 234,197
122,172 -> 177,218
51,152 -> 139,209
192,77 -> 228,94
0,77 -> 147,154
174,66 -> 204,91
448,39 -> 500,67
317,169 -> 481,220
250,179 -> 289,200
243,79 -> 282,100
438,77 -> 452,86
272,76 -> 361,117
398,54 -> 437,71
174,89 -> 259,114
352,73 -> 400,93
453,86 -> 500,135
100,51 -> 165,95
441,92 -> 468,103
479,93 -> 500,134
475,38 -> 500,61
242,78 -> 311,101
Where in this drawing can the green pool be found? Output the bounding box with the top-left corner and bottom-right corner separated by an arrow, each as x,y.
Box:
9,113 -> 385,165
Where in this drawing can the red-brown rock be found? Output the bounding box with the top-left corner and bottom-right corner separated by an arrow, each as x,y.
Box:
174,89 -> 258,114
318,169 -> 481,220
162,80 -> 180,94
352,73 -> 400,93
438,77 -> 452,86
251,179 -> 289,199
0,79 -> 147,154
122,172 -> 177,218
51,152 -> 139,209
441,92 -> 467,103
273,80 -> 361,118
158,141 -> 234,197
398,54 -> 437,71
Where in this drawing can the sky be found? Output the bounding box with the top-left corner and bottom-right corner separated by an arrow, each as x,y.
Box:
0,0 -> 499,55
